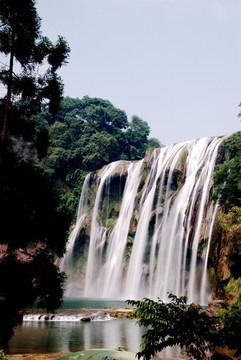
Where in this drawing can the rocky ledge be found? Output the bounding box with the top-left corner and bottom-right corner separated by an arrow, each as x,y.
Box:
24,308 -> 134,322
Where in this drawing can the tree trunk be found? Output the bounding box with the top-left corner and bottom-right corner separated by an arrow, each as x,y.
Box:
2,32 -> 14,144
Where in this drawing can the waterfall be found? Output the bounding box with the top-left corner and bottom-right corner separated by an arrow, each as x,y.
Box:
84,161 -> 122,296
96,160 -> 143,298
149,137 -> 223,302
60,173 -> 91,295
124,143 -> 186,299
61,136 -> 224,303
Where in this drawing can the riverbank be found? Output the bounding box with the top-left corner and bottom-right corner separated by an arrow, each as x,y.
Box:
8,354 -> 179,360
8,353 -> 70,360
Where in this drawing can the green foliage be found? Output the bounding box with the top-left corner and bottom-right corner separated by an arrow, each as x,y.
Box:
0,1 -> 71,348
0,142 -> 71,348
180,151 -> 187,172
5,93 -> 161,220
219,132 -> 241,161
0,0 -> 70,143
82,132 -> 120,170
219,296 -> 241,357
209,205 -> 241,299
211,133 -> 241,300
128,293 -> 241,360
80,96 -> 129,132
125,115 -> 150,159
225,278 -> 241,304
128,293 -> 219,360
130,115 -> 150,133
0,0 -> 41,64
0,249 -> 66,311
0,248 -> 66,348
0,350 -> 8,360
212,132 -> 241,210
0,143 -> 71,255
147,137 -> 163,149
105,218 -> 117,227
36,97 -> 159,218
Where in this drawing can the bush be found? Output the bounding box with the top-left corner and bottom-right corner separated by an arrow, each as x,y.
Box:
127,293 -> 241,360
0,350 -> 8,360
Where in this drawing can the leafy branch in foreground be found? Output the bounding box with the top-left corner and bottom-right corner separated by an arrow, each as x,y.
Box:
127,293 -> 241,360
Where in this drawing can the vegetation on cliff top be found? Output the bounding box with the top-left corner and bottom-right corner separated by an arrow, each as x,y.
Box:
212,132 -> 241,210
31,96 -> 162,216
210,132 -> 241,306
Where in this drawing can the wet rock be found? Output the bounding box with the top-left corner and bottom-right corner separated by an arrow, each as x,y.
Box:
80,317 -> 91,322
206,299 -> 228,317
189,302 -> 202,311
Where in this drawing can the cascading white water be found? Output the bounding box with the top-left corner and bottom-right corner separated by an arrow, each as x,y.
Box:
200,201 -> 219,304
186,138 -> 223,301
96,160 -> 144,298
84,161 -> 122,296
60,173 -> 91,295
61,136 -> 224,303
124,143 -> 186,299
149,137 -> 224,303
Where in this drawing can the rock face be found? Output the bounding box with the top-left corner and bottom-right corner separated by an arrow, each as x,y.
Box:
60,137 -> 225,303
208,206 -> 241,303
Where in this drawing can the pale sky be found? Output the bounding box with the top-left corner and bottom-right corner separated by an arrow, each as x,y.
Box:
36,0 -> 241,145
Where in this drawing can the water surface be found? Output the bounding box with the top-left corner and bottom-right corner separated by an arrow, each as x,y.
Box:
60,297 -> 131,310
8,318 -> 142,354
8,298 -> 186,359
8,318 -> 186,359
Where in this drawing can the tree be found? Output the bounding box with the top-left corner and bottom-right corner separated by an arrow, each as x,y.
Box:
0,248 -> 66,347
0,0 -> 70,143
32,96 -> 163,217
147,137 -> 163,149
80,96 -> 129,133
81,132 -> 120,170
0,141 -> 71,348
125,115 -> 150,159
0,0 -> 71,347
212,132 -> 241,210
37,97 -> 148,216
127,293 -> 241,360
0,143 -> 71,253
128,294 -> 217,360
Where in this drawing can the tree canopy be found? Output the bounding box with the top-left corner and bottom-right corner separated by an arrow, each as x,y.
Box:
34,96 -> 162,216
212,132 -> 241,210
0,0 -> 70,143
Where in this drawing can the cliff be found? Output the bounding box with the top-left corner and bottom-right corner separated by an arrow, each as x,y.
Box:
61,136 -> 237,303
